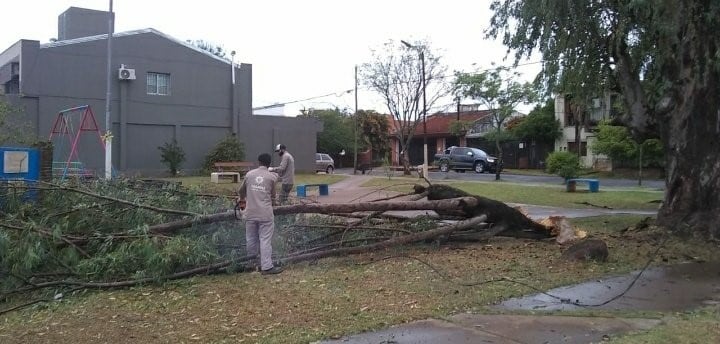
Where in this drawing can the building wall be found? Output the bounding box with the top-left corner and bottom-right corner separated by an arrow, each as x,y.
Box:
554,95 -> 611,170
58,7 -> 111,41
9,30 -> 320,175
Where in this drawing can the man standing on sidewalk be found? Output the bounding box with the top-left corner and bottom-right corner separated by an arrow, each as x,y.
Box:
270,143 -> 295,204
237,153 -> 283,275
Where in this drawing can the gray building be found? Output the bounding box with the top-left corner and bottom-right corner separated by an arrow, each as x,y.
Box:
0,7 -> 321,174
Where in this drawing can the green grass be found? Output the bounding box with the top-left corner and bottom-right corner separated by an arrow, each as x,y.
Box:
610,307 -> 720,343
2,215 -> 717,343
162,173 -> 347,194
362,177 -> 663,210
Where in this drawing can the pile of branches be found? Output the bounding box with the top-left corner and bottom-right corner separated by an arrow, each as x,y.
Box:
0,179 -> 559,312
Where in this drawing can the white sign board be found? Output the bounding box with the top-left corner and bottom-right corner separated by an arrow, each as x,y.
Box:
3,151 -> 29,173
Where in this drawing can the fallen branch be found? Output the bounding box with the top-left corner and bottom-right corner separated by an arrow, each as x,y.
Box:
38,181 -> 200,217
0,223 -> 91,258
0,255 -> 255,299
148,211 -> 235,234
289,224 -> 412,234
290,236 -> 392,256
281,215 -> 488,264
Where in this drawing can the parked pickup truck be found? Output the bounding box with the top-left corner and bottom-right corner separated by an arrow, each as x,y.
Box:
433,146 -> 502,173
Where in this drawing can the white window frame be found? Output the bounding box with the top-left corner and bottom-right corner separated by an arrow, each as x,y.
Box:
147,72 -> 171,95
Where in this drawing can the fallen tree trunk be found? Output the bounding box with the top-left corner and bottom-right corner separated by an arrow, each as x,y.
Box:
413,184 -> 553,239
149,198 -> 479,234
274,197 -> 479,215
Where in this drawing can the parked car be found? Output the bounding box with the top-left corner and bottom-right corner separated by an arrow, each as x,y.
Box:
315,153 -> 335,174
433,146 -> 502,173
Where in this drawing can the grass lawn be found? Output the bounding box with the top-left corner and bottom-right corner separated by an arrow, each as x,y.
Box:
611,306 -> 720,343
1,215 -> 716,343
161,173 -> 347,195
362,177 -> 663,210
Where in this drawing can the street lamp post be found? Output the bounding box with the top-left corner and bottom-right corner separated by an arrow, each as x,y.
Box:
401,40 -> 428,178
103,0 -> 114,180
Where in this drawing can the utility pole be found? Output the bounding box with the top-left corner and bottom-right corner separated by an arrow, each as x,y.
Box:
103,0 -> 114,180
420,50 -> 428,179
353,65 -> 358,175
400,40 -> 429,178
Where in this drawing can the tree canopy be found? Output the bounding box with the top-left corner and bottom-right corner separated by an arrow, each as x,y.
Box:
511,99 -> 561,144
0,99 -> 34,145
487,0 -> 720,237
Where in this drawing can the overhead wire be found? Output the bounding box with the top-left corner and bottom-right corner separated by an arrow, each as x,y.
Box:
253,60 -> 544,110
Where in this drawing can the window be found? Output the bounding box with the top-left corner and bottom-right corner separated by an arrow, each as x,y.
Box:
568,141 -> 588,157
147,72 -> 170,95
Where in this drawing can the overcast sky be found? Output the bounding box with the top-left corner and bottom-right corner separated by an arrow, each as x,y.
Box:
0,0 -> 541,115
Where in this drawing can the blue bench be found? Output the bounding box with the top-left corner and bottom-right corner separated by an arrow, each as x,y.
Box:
296,183 -> 329,197
566,178 -> 600,192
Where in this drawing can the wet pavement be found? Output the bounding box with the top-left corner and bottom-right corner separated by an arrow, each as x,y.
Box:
320,262 -> 720,344
319,316 -> 660,344
497,261 -> 720,312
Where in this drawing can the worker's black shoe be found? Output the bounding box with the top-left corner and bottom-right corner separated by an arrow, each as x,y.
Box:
260,266 -> 284,275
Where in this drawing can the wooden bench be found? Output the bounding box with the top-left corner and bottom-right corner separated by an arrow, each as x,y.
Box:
210,172 -> 241,183
296,184 -> 329,197
210,161 -> 255,184
566,178 -> 600,192
213,161 -> 255,175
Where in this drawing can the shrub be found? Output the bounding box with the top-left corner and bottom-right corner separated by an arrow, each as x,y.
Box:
546,151 -> 580,179
203,135 -> 245,171
158,139 -> 185,175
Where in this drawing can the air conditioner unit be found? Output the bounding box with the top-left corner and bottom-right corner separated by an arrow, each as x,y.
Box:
118,65 -> 136,80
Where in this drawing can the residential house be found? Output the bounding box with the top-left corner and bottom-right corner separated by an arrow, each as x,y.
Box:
554,94 -> 616,170
0,6 -> 321,174
389,106 -> 494,166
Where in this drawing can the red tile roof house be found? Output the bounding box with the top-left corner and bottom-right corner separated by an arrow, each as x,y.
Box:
388,110 -> 494,167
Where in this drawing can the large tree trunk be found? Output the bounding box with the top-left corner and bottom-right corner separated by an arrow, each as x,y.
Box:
657,82 -> 720,239
612,15 -> 720,240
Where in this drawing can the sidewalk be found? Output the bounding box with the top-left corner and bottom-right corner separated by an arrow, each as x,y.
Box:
320,262 -> 720,344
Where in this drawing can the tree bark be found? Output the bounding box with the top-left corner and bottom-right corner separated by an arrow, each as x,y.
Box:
611,7 -> 720,239
273,197 -> 479,216
657,78 -> 720,239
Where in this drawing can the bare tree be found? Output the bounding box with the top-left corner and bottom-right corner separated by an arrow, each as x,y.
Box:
361,40 -> 448,174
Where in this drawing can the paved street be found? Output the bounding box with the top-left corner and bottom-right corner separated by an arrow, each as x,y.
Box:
335,168 -> 665,190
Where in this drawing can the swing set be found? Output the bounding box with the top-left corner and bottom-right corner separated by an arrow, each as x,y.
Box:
48,105 -> 107,180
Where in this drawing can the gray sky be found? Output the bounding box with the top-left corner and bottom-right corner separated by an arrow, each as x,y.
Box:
1,0 -> 541,115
